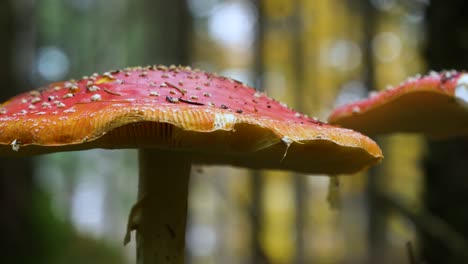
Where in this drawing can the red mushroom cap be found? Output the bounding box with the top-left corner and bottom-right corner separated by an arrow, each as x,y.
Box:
0,65 -> 382,174
328,71 -> 468,139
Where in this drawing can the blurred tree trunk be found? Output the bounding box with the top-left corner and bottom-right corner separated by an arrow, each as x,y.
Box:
359,1 -> 389,262
251,1 -> 267,263
140,0 -> 192,66
0,0 -> 39,263
423,1 -> 468,263
292,0 -> 305,263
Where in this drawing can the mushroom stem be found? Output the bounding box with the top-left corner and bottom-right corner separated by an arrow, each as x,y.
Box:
137,149 -> 191,264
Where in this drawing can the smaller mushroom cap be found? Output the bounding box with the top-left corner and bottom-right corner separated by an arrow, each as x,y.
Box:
0,65 -> 382,174
328,71 -> 468,139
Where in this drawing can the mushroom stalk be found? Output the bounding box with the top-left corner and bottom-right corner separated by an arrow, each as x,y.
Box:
137,149 -> 191,264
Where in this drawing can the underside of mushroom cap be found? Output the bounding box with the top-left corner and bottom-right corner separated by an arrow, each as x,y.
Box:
0,65 -> 382,174
328,71 -> 468,139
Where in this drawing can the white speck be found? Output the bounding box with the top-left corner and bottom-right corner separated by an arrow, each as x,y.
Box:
87,85 -> 100,92
21,99 -> 27,104
28,105 -> 36,110
42,102 -> 50,108
31,97 -> 41,103
429,71 -> 439,78
160,82 -> 168,87
281,136 -> 293,145
86,80 -> 94,87
18,110 -> 27,115
57,102 -> 66,108
352,106 -> 361,113
11,139 -> 20,151
455,74 -> 468,109
294,113 -> 301,118
63,93 -> 74,99
52,111 -> 58,115
30,91 -> 40,96
149,91 -> 159,96
203,92 -> 211,97
64,108 -> 76,113
444,71 -> 455,79
91,94 -> 102,101
0,108 -> 6,114
53,86 -> 61,91
369,91 -> 379,98
149,82 -> 156,87
190,95 -> 198,100
169,90 -> 176,95
36,112 -> 46,115
103,72 -> 115,79
213,113 -> 237,130
254,91 -> 262,98
48,96 -> 56,101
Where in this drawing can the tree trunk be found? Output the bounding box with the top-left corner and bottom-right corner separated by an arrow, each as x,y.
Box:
423,1 -> 468,263
251,1 -> 267,263
0,0 -> 38,263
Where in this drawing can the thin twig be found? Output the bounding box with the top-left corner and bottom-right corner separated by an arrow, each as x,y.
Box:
378,191 -> 468,261
406,241 -> 417,264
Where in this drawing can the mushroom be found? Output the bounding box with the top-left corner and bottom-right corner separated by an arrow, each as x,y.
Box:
0,65 -> 382,263
328,71 -> 468,138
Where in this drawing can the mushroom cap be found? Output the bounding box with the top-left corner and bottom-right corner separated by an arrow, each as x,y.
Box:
0,65 -> 382,174
328,71 -> 468,139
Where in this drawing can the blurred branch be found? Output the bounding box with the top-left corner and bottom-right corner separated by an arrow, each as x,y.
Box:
378,191 -> 468,261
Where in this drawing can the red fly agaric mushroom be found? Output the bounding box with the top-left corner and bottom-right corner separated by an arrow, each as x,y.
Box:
329,71 -> 468,138
0,65 -> 382,264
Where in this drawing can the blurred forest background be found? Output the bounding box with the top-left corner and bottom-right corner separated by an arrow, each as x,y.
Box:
1,0 -> 468,263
